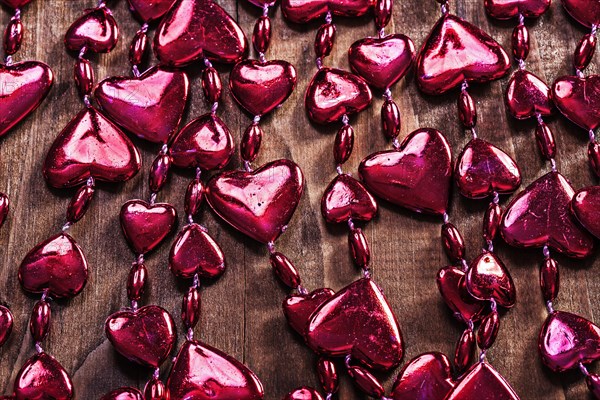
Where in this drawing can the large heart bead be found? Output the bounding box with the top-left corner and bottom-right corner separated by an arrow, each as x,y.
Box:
281,0 -> 374,23
0,61 -> 53,138
455,138 -> 521,199
572,186 -> 600,239
155,0 -> 248,66
539,311 -> 600,372
321,174 -> 377,224
230,60 -> 297,117
553,75 -> 600,131
167,340 -> 264,400
283,288 -> 335,336
14,352 -> 74,400
206,159 -> 304,244
120,200 -> 177,255
65,7 -> 118,53
416,14 -> 510,95
169,223 -> 226,280
19,233 -> 88,299
466,251 -> 516,308
562,0 -> 600,27
484,0 -> 551,19
305,68 -> 372,125
100,387 -> 143,400
105,305 -> 176,368
95,66 -> 189,144
391,352 -> 455,400
127,0 -> 177,22
437,266 -> 487,323
0,305 -> 13,347
445,362 -> 519,399
348,34 -> 415,90
359,128 -> 452,216
306,278 -> 403,371
501,171 -> 595,258
43,107 -> 141,188
506,70 -> 553,120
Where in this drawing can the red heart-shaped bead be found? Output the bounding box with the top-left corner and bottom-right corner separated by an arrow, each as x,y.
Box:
43,107 -> 141,188
539,311 -> 600,372
169,114 -> 234,171
572,186 -> 600,239
65,7 -> 119,53
155,0 -> 248,66
562,0 -> 600,27
127,0 -> 177,22
445,362 -> 519,399
306,278 -> 403,370
506,70 -> 553,120
348,34 -> 415,90
305,68 -> 372,125
391,352 -> 455,400
553,75 -> 600,131
100,387 -> 143,400
167,340 -> 265,400
321,174 -> 378,224
437,266 -> 487,323
105,305 -> 176,368
120,200 -> 177,255
283,288 -> 335,336
0,61 -> 53,138
359,128 -> 452,216
95,66 -> 189,144
0,305 -> 13,347
281,0 -> 374,23
484,0 -> 551,19
14,352 -> 74,400
206,159 -> 304,244
19,233 -> 88,299
169,223 -> 226,279
0,0 -> 34,8
284,387 -> 324,400
230,60 -> 297,117
501,171 -> 595,258
455,138 -> 521,199
466,251 -> 516,308
416,14 -> 510,95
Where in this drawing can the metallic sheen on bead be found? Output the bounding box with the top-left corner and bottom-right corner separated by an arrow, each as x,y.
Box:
540,257 -> 559,302
572,186 -> 600,239
391,352 -> 456,400
534,122 -> 556,160
127,262 -> 147,302
454,329 -> 475,374
381,99 -> 401,139
280,0 -> 374,23
444,362 -> 519,399
511,24 -> 529,61
477,310 -> 500,350
3,18 -> 22,55
253,16 -> 271,54
347,365 -> 384,398
506,70 -> 553,120
484,0 -> 550,19
589,141 -> 600,177
458,90 -> 477,128
437,266 -> 486,323
149,154 -> 171,194
0,193 -> 8,228
65,7 -> 119,53
321,174 -> 377,223
562,0 -> 600,28
466,251 -> 516,308
120,200 -> 177,255
128,0 -> 176,22
202,67 -> 222,104
182,286 -> 201,329
66,183 -> 95,224
30,299 -> 51,343
283,288 -> 335,336
374,0 -> 392,29
169,223 -> 226,279
553,75 -> 600,131
270,252 -> 301,288
333,124 -> 354,164
129,30 -> 147,66
574,33 -> 597,71
348,228 -> 370,268
316,357 -> 338,394
144,378 -> 169,400
483,202 -> 502,242
0,305 -> 13,347
184,178 -> 204,218
315,23 -> 336,58
14,352 -> 74,400
441,223 -> 465,263
74,58 -> 94,97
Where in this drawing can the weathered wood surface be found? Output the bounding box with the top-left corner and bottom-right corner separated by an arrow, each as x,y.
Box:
0,0 -> 598,398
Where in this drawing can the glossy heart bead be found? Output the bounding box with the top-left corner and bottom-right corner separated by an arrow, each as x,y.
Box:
572,186 -> 600,239
283,288 -> 335,336
206,159 -> 304,244
501,172 -> 595,258
127,0 -> 177,22
100,387 -> 143,400
506,70 -> 553,120
348,34 -> 415,90
416,14 -> 510,95
284,387 -> 324,400
553,75 -> 600,131
95,66 -> 189,144
466,251 -> 516,308
281,0 -> 374,23
455,138 -> 521,199
105,305 -> 176,368
0,193 -> 7,228
43,107 -> 141,188
562,0 -> 600,27
306,278 -> 403,370
120,200 -> 177,255
321,174 -> 378,223
230,60 -> 297,116
437,266 -> 487,323
19,233 -> 88,299
359,128 -> 452,215
391,352 -> 455,400
167,340 -> 264,400
0,61 -> 53,138
169,114 -> 234,171
305,68 -> 372,125
539,311 -> 600,372
0,0 -> 34,8
484,0 -> 551,19
65,7 -> 118,53
445,362 -> 519,399
0,305 -> 13,347
155,0 -> 248,66
169,223 -> 226,279
14,352 -> 73,400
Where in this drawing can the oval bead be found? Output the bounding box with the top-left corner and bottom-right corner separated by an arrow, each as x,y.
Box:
375,0 -> 393,30
454,328 -> 475,374
458,90 -> 477,129
574,33 -> 596,72
0,192 -> 8,228
441,223 -> 465,263
30,299 -> 51,343
129,30 -> 148,66
252,16 -> 271,54
74,58 -> 94,97
144,378 -> 169,400
540,257 -> 559,302
347,365 -> 384,398
482,202 -> 502,242
127,262 -> 147,302
184,178 -> 204,218
241,123 -> 263,163
586,373 -> 600,399
589,141 -> 600,178
149,153 -> 171,193
316,357 -> 338,394
511,24 -> 529,61
270,252 -> 301,289
535,122 -> 556,161
202,67 -> 222,104
182,286 -> 201,329
333,124 -> 354,165
66,183 -> 95,224
314,23 -> 336,59
348,228 -> 370,268
3,18 -> 22,56
381,99 -> 401,139
477,310 -> 500,350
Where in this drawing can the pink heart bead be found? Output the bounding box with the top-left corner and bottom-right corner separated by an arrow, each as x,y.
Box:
281,0 -> 374,23
485,0 -> 551,19
127,0 -> 177,22
562,0 -> 600,28
506,69 -> 553,120
0,0 -> 34,8
466,251 -> 516,308
553,75 -> 600,131
437,266 -> 487,323
391,352 -> 455,400
120,200 -> 177,255
14,352 -> 74,400
169,223 -> 226,280
445,362 -> 519,399
321,174 -> 378,223
572,186 -> 600,239
283,288 -> 336,336
65,7 -> 119,53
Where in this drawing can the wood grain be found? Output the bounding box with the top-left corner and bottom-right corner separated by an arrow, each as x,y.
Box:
0,0 -> 599,399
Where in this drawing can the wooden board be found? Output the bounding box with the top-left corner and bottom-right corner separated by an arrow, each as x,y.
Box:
0,0 -> 598,399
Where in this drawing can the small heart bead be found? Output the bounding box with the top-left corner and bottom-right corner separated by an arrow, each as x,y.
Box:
65,7 -> 119,53
14,352 -> 74,400
283,288 -> 336,336
437,266 -> 487,323
120,200 -> 177,255
391,352 -> 455,400
169,223 -> 226,279
321,174 -> 378,223
466,251 -> 516,308
505,69 -> 553,120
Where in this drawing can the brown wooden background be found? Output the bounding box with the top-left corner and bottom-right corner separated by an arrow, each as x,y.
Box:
1,0 -> 599,398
